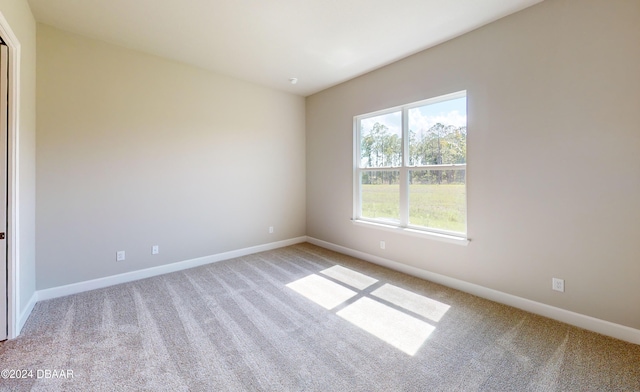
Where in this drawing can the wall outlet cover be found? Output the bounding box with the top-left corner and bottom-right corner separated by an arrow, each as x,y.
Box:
552,278 -> 565,292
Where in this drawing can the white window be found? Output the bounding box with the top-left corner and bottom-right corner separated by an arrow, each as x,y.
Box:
354,91 -> 467,238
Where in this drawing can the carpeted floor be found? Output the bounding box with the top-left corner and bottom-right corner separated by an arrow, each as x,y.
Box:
1,243 -> 639,391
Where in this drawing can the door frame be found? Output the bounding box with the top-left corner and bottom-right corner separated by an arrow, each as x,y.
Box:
0,11 -> 21,340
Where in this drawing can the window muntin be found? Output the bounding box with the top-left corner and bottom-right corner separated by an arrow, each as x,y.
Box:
355,91 -> 467,237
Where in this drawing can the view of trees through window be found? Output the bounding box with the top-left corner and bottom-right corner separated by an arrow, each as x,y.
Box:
356,93 -> 467,234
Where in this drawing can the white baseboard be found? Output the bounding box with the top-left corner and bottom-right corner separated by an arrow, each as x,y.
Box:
307,237 -> 640,345
37,236 -> 307,302
18,292 -> 38,335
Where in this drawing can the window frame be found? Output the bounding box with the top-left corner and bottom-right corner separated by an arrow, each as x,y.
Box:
353,91 -> 468,240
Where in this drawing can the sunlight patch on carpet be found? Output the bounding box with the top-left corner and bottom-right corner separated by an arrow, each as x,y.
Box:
319,265 -> 378,290
337,297 -> 435,355
371,284 -> 450,322
286,274 -> 357,309
286,266 -> 448,356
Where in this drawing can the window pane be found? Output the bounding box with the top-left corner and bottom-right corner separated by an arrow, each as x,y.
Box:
408,97 -> 466,166
359,112 -> 402,168
361,171 -> 400,223
409,170 -> 466,232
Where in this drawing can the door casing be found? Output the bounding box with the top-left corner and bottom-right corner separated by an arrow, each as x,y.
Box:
0,43 -> 8,341
0,10 -> 22,340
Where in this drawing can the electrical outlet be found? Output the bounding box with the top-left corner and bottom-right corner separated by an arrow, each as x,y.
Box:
152,245 -> 159,255
269,226 -> 274,234
552,278 -> 564,292
380,241 -> 385,250
116,251 -> 125,262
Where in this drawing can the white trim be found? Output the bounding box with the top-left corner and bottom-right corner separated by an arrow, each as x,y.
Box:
306,237 -> 640,345
37,237 -> 307,301
355,90 -> 467,120
400,110 -> 409,227
0,11 -> 21,339
18,291 -> 36,332
354,91 -> 468,239
352,219 -> 469,246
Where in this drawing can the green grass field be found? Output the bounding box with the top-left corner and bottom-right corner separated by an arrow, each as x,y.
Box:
361,184 -> 466,232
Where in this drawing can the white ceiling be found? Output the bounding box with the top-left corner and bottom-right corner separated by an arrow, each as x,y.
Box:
27,0 -> 542,96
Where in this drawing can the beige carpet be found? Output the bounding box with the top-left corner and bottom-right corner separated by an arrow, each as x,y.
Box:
1,243 -> 639,391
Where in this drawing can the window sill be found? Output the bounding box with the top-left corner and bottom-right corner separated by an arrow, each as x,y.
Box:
351,219 -> 470,246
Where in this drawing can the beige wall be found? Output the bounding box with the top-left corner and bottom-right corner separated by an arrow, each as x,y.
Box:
306,0 -> 640,329
0,0 -> 37,322
36,25 -> 306,289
